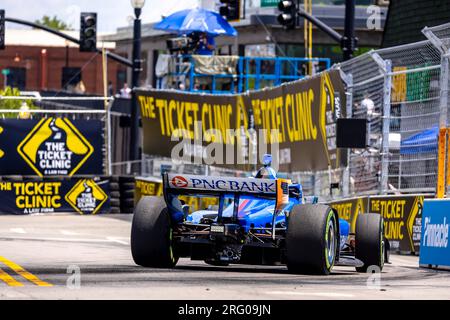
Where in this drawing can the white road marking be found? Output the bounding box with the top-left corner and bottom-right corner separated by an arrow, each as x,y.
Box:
266,291 -> 355,298
0,236 -> 129,245
60,230 -> 80,236
10,228 -> 26,234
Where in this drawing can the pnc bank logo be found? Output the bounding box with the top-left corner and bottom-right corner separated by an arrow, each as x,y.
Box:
17,118 -> 94,177
171,176 -> 188,188
65,179 -> 108,215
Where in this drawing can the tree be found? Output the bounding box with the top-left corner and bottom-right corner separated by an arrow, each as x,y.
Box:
34,15 -> 72,31
0,86 -> 37,118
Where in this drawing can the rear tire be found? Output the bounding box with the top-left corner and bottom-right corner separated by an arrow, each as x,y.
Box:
131,196 -> 178,268
286,205 -> 338,275
355,213 -> 384,273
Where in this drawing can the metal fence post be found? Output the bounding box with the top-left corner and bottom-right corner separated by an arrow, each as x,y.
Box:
439,56 -> 449,129
338,69 -> 353,197
107,99 -> 113,176
423,26 -> 450,195
368,52 -> 392,195
380,60 -> 392,194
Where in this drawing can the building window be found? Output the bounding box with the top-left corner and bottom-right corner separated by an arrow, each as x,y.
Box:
6,67 -> 26,90
116,70 -> 127,94
62,67 -> 82,90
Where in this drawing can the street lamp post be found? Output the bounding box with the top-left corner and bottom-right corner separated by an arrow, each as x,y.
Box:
130,0 -> 145,163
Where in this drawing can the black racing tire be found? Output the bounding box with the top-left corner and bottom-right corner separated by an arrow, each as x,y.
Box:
27,176 -> 43,182
110,191 -> 121,199
286,204 -> 338,275
121,207 -> 135,214
121,199 -> 135,208
355,213 -> 384,273
110,182 -> 119,191
120,182 -> 135,191
5,176 -> 23,182
110,199 -> 120,207
121,189 -> 135,198
110,207 -> 121,214
119,176 -> 135,183
131,196 -> 178,268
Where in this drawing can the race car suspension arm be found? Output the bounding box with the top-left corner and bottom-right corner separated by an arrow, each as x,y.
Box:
217,194 -> 226,223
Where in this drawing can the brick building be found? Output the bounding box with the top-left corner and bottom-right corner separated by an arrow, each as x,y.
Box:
0,29 -> 124,95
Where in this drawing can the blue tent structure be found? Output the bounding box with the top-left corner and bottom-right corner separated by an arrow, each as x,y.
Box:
400,126 -> 439,155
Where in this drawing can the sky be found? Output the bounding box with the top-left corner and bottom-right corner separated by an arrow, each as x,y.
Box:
2,0 -> 201,33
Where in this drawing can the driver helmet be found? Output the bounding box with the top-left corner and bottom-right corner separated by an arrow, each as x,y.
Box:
255,154 -> 277,179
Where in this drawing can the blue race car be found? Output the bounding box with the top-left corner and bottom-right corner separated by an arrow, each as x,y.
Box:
131,157 -> 385,275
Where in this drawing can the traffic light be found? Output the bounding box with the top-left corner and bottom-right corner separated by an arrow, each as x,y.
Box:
80,12 -> 97,52
277,0 -> 297,30
219,0 -> 240,21
0,10 -> 5,50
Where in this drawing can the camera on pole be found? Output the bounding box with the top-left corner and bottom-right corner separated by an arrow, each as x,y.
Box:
0,10 -> 5,50
219,0 -> 240,21
277,1 -> 297,30
80,12 -> 97,52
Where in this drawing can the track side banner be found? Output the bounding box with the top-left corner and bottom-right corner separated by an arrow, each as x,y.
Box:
0,178 -> 110,215
137,69 -> 346,172
0,118 -> 104,176
368,195 -> 424,254
330,195 -> 425,253
420,199 -> 450,269
330,197 -> 368,233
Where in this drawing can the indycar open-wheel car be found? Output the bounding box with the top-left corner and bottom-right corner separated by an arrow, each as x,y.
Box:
131,171 -> 385,275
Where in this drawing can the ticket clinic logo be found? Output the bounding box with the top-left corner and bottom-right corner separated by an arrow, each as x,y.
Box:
65,179 -> 108,215
17,118 -> 94,177
171,176 -> 188,188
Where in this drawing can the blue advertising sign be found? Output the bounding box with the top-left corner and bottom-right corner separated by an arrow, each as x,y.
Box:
419,199 -> 450,268
0,178 -> 110,215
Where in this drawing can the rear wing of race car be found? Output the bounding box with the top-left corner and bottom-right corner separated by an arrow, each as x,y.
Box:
162,173 -> 301,200
162,173 -> 302,221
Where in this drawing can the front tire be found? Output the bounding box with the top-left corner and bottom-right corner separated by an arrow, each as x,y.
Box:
355,213 -> 384,273
286,205 -> 338,275
131,196 -> 178,268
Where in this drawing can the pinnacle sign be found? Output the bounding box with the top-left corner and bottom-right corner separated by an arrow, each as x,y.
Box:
0,118 -> 104,176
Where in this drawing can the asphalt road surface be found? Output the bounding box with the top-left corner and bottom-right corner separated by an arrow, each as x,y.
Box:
0,214 -> 449,300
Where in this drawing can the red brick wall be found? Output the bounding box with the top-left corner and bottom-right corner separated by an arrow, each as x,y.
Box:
0,45 -> 123,95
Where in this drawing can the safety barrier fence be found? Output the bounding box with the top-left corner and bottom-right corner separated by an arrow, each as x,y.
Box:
329,194 -> 427,255
131,23 -> 450,202
287,23 -> 450,200
156,54 -> 331,94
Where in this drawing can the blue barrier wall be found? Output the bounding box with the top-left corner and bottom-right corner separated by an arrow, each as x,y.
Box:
419,199 -> 450,269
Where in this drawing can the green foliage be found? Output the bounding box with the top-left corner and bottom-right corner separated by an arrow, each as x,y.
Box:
0,86 -> 38,118
34,15 -> 72,31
